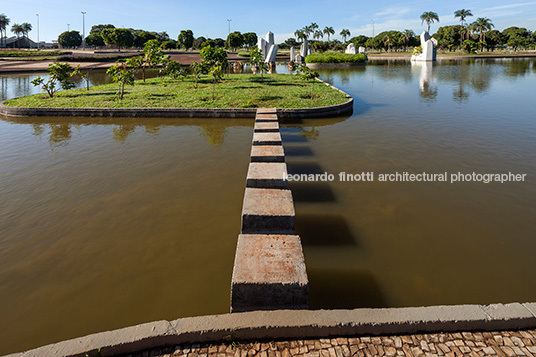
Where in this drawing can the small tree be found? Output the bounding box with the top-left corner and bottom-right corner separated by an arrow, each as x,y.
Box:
71,65 -> 90,91
159,59 -> 185,80
126,39 -> 164,82
106,63 -> 134,100
178,30 -> 194,50
190,61 -> 206,89
209,65 -> 223,100
296,65 -> 319,98
31,63 -> 77,98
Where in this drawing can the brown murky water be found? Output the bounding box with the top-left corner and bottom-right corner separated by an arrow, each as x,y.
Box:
1,59 -> 535,354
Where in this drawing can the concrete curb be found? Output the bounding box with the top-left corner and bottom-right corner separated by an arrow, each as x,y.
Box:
6,303 -> 536,357
0,80 -> 353,119
306,62 -> 367,69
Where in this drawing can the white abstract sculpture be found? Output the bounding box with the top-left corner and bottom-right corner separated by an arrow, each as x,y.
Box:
358,46 -> 366,55
258,31 -> 278,63
411,31 -> 437,61
300,38 -> 308,58
345,43 -> 357,54
290,47 -> 295,61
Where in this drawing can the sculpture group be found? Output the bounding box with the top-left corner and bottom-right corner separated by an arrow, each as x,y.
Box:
411,31 -> 437,61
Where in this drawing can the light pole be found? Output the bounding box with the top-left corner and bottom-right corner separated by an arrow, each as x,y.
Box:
36,14 -> 39,50
371,19 -> 376,50
67,23 -> 70,31
81,11 -> 86,50
227,19 -> 232,36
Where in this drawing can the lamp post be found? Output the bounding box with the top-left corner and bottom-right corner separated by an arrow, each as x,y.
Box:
371,19 -> 376,50
67,23 -> 70,31
81,11 -> 86,50
227,19 -> 232,35
36,14 -> 39,50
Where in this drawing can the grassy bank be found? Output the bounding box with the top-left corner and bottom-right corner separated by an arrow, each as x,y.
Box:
4,74 -> 349,109
0,50 -> 72,57
305,52 -> 367,64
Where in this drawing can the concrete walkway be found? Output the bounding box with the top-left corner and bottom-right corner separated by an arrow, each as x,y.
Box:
124,329 -> 536,356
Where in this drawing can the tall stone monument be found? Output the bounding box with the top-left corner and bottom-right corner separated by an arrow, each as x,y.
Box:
411,31 -> 437,61
258,31 -> 279,63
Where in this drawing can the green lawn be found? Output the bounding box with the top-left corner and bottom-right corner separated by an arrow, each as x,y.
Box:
0,50 -> 72,57
4,74 -> 350,109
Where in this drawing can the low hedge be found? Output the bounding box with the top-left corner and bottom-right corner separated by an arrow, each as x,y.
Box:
305,52 -> 367,64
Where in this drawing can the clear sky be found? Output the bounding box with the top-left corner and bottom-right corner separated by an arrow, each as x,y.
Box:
2,0 -> 536,43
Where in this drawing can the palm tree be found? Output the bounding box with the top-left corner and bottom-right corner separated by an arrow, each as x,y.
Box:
294,29 -> 306,41
11,23 -> 23,48
0,13 -> 10,48
471,17 -> 494,50
454,9 -> 473,27
310,22 -> 319,32
340,28 -> 351,43
402,29 -> 415,51
21,22 -> 32,43
313,30 -> 323,40
323,26 -> 335,42
420,11 -> 439,33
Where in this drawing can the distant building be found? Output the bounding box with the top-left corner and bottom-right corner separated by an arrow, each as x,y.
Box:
3,36 -> 38,49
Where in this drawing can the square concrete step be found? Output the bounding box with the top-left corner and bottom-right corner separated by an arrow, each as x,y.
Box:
241,188 -> 295,234
257,108 -> 277,114
231,234 -> 309,312
253,132 -> 282,146
255,113 -> 279,122
254,121 -> 280,132
250,145 -> 285,163
246,162 -> 288,189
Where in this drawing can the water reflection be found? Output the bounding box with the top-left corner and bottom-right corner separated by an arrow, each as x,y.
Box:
411,61 -> 437,102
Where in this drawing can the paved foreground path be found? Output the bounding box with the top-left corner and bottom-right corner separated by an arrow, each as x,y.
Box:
124,329 -> 536,357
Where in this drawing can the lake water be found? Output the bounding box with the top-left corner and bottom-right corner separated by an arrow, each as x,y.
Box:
0,59 -> 535,354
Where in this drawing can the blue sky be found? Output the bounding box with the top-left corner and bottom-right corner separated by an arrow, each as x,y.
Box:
3,0 -> 536,43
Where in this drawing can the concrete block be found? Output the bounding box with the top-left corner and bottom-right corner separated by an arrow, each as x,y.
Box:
253,132 -> 282,145
231,234 -> 308,312
257,108 -> 277,114
256,114 -> 279,122
250,145 -> 285,163
241,188 -> 295,234
254,121 -> 280,132
246,162 -> 288,189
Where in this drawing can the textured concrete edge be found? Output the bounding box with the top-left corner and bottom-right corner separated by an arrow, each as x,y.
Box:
0,79 -> 353,119
7,302 -> 536,357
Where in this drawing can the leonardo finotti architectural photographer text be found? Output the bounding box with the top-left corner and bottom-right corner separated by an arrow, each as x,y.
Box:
286,172 -> 527,184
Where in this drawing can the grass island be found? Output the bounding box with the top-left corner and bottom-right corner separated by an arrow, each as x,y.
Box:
3,74 -> 350,109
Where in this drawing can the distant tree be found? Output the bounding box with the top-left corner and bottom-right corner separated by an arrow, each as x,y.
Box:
85,32 -> 105,47
161,40 -> 177,49
10,23 -> 23,48
323,26 -> 335,41
178,29 -> 194,50
134,31 -> 157,48
502,27 -> 532,51
21,22 -> 32,42
471,17 -> 494,50
454,9 -> 473,27
156,32 -> 170,43
242,32 -> 257,48
350,35 -> 368,47
280,38 -> 300,49
192,36 -> 206,49
58,31 -> 82,48
433,26 -> 461,51
90,24 -> 115,34
226,31 -> 243,50
102,28 -> 134,51
485,30 -> 505,51
420,11 -> 439,33
213,38 -> 226,47
402,29 -> 416,51
0,14 -> 10,48
313,30 -> 323,40
340,29 -> 351,43
294,29 -> 306,41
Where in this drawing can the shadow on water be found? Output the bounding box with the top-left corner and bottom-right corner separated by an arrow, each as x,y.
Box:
281,134 -> 308,143
297,213 -> 357,246
286,161 -> 325,175
307,268 -> 387,309
289,182 -> 337,202
284,146 -> 314,157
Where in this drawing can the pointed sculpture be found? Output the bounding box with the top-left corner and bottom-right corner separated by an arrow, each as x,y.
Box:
411,31 -> 437,61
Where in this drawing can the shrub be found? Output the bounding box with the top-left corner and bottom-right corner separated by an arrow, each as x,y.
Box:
305,52 -> 367,63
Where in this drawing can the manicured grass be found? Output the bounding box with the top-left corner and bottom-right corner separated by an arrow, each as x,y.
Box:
0,50 -> 72,57
4,74 -> 350,109
305,52 -> 367,64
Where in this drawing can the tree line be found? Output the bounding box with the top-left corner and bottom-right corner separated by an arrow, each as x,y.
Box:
0,13 -> 33,48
